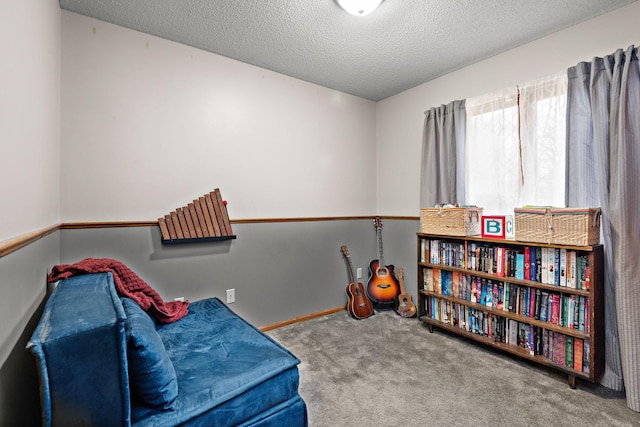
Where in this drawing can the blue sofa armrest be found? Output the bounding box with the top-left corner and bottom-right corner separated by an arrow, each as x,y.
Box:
27,273 -> 131,427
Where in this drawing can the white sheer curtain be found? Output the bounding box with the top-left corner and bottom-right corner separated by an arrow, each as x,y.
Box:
465,73 -> 567,214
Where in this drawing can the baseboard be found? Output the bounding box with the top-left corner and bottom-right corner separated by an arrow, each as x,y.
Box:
260,306 -> 345,332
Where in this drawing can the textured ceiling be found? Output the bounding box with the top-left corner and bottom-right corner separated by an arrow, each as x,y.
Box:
59,0 -> 636,101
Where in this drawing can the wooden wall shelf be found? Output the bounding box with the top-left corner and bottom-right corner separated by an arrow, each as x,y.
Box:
161,235 -> 236,245
158,189 -> 235,244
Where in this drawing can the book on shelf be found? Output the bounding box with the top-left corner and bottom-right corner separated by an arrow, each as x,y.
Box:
585,297 -> 590,333
470,277 -> 477,303
433,269 -> 442,294
487,246 -> 495,274
512,285 -> 520,315
534,288 -> 541,320
503,283 -> 510,312
560,248 -> 567,287
430,240 -> 439,264
524,247 -> 531,280
420,239 -> 428,262
542,329 -> 551,359
565,336 -> 574,368
529,247 -> 537,281
529,288 -> 536,319
468,243 -> 476,270
423,268 -> 433,291
480,279 -> 488,306
585,264 -> 591,291
551,248 -> 560,286
547,248 -> 555,285
566,250 -> 574,288
568,295 -> 576,329
541,247 -> 549,284
550,294 -> 560,325
441,271 -> 450,296
554,332 -> 566,366
462,274 -> 471,301
534,326 -> 543,355
539,291 -> 549,321
522,287 -> 529,317
583,340 -> 591,374
517,323 -> 534,355
535,248 -> 542,282
497,283 -> 504,310
569,251 -> 577,288
515,253 -> 525,280
578,296 -> 586,332
452,271 -> 460,298
574,338 -> 584,372
508,319 -> 518,345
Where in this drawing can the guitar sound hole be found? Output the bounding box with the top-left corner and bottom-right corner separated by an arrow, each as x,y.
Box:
376,267 -> 388,277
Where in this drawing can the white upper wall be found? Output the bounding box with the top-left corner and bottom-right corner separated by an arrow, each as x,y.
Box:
0,0 -> 61,243
60,12 -> 377,222
3,3 -> 639,239
376,1 -> 640,216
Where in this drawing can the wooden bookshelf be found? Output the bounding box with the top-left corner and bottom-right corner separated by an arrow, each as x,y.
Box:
416,233 -> 604,389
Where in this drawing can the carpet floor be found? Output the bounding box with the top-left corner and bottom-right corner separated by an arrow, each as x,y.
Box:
267,308 -> 640,427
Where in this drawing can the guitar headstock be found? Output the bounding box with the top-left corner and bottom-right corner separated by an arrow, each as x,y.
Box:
373,216 -> 382,230
340,245 -> 349,257
397,267 -> 403,278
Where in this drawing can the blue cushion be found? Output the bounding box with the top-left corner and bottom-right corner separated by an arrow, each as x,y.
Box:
122,297 -> 178,410
131,298 -> 304,426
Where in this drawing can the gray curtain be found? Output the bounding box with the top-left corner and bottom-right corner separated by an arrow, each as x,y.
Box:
566,45 -> 640,412
421,100 -> 466,207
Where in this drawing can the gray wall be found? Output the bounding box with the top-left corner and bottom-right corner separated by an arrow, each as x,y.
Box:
0,233 -> 60,427
59,219 -> 420,327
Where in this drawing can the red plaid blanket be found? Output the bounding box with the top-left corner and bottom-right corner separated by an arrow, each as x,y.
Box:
48,258 -> 188,323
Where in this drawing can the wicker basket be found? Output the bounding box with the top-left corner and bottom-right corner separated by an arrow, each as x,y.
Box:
514,207 -> 601,246
420,207 -> 483,236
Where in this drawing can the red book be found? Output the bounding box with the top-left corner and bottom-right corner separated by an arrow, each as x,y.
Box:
524,247 -> 531,280
585,266 -> 591,290
550,294 -> 560,325
574,338 -> 584,372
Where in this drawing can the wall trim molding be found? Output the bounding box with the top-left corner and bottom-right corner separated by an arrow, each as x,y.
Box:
0,224 -> 60,258
259,306 -> 345,332
0,216 -> 420,258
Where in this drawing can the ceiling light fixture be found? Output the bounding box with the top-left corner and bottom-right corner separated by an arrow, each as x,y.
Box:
336,0 -> 384,16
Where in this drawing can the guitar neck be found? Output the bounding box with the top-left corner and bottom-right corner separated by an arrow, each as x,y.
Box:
346,255 -> 356,284
398,268 -> 407,294
377,227 -> 384,265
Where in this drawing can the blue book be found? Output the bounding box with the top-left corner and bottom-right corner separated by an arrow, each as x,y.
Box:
442,271 -> 450,296
515,253 -> 525,280
480,280 -> 488,305
529,247 -> 537,281
539,292 -> 549,321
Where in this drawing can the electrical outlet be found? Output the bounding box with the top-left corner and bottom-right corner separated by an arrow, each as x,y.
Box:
226,288 -> 235,304
174,296 -> 185,302
356,268 -> 362,279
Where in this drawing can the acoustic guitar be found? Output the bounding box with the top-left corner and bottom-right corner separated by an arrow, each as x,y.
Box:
366,217 -> 400,305
341,245 -> 374,320
395,267 -> 416,318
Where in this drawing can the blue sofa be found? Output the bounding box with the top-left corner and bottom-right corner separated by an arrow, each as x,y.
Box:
27,272 -> 308,426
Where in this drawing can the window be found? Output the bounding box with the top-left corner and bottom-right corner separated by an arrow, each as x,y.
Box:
465,72 -> 567,215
